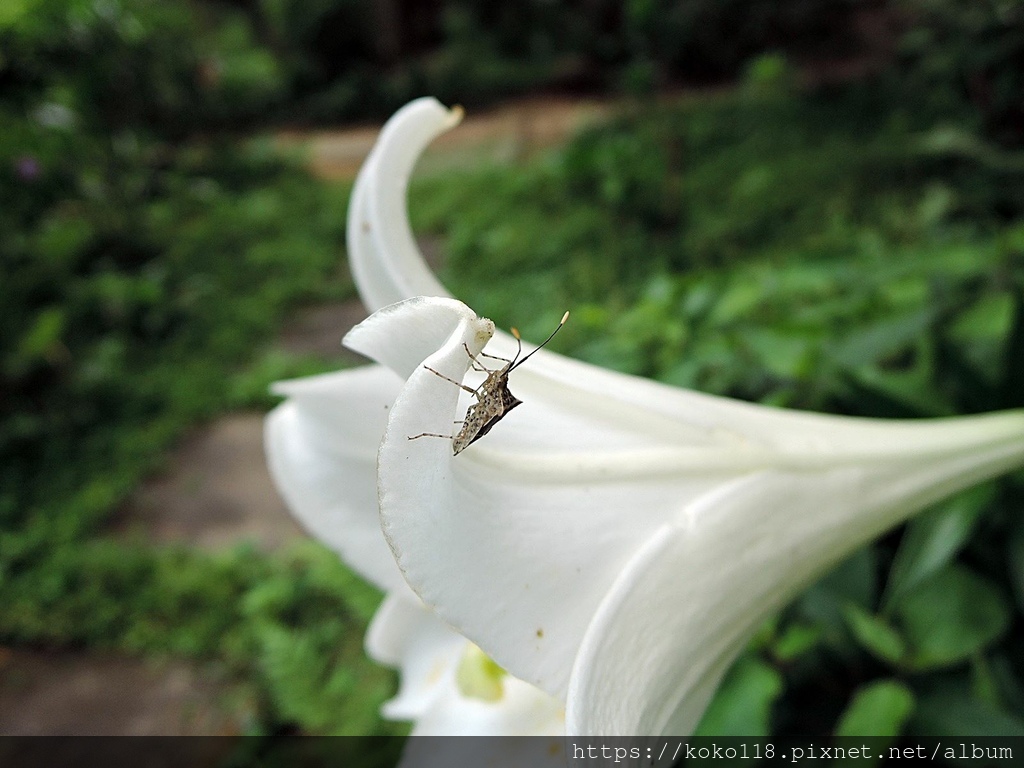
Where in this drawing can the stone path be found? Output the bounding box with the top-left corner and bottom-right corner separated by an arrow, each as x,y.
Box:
0,94 -> 613,735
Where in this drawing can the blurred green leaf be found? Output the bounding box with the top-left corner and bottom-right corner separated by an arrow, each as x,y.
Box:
912,692 -> 1024,737
917,126 -> 1024,173
834,679 -> 914,737
798,548 -> 878,652
971,653 -> 1002,710
0,0 -> 37,29
952,294 -> 1013,348
694,656 -> 783,736
844,366 -> 955,418
743,328 -> 815,380
882,484 -> 995,612
771,622 -> 822,662
831,309 -> 935,368
894,566 -> 1011,671
985,654 -> 1024,717
15,306 -> 65,363
708,278 -> 763,325
814,547 -> 879,610
842,604 -> 907,666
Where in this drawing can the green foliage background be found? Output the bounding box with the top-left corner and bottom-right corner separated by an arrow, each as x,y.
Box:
2,0 -> 1024,745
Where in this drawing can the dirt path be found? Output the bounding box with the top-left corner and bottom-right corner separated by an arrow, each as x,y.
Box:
278,94 -> 615,179
0,649 -> 239,736
1,94 -> 614,735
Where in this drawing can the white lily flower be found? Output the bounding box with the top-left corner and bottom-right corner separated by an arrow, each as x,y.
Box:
354,294 -> 1024,737
269,97 -> 1024,737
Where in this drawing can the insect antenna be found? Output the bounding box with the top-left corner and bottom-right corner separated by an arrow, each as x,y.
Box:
506,325 -> 524,367
508,311 -> 569,372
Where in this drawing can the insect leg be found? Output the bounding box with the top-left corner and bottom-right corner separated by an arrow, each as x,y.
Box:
408,432 -> 453,441
478,350 -> 513,363
423,366 -> 478,395
462,344 -> 491,372
463,343 -> 515,370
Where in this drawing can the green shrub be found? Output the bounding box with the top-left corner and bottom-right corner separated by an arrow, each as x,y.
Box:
0,0 -> 284,135
898,0 -> 1024,147
0,123 -> 350,527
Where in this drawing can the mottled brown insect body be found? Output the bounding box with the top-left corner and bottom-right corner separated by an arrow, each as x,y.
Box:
451,366 -> 523,454
408,312 -> 568,454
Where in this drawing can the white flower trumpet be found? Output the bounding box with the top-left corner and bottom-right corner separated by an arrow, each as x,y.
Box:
267,98 -> 1024,736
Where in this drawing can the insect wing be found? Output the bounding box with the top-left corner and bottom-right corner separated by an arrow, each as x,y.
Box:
466,398 -> 521,448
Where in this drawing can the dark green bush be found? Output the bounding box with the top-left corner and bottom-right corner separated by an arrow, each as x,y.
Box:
0,120 -> 350,526
898,0 -> 1024,147
0,0 -> 375,737
0,0 -> 284,135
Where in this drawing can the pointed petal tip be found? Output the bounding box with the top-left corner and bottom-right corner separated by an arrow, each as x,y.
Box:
343,296 -> 494,380
447,103 -> 465,127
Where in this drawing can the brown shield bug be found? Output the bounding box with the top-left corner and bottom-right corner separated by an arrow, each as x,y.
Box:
408,311 -> 569,454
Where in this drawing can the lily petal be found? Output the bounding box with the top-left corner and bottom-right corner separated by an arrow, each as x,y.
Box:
366,594 -> 565,735
406,676 -> 565,737
365,593 -> 467,721
344,295 -> 494,381
567,448 -> 1024,735
347,97 -> 460,312
265,364 -> 408,593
